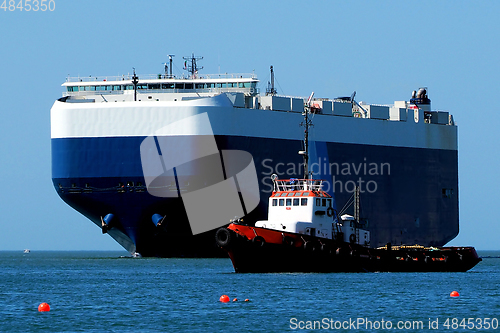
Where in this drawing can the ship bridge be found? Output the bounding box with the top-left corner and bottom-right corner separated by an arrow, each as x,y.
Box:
62,72 -> 259,101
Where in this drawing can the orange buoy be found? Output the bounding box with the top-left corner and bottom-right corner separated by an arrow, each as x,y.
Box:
232,298 -> 238,302
244,299 -> 250,302
219,295 -> 230,303
38,303 -> 50,312
450,291 -> 460,297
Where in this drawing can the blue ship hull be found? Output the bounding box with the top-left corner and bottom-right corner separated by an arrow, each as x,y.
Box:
52,134 -> 458,257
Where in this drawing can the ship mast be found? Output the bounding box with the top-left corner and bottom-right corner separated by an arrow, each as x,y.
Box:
132,68 -> 138,102
266,65 -> 277,96
183,53 -> 203,78
300,92 -> 315,179
163,54 -> 175,78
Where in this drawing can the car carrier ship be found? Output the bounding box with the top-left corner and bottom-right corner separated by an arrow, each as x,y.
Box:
50,55 -> 459,257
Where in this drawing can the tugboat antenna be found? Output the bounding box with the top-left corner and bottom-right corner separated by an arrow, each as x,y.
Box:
183,53 -> 203,78
300,92 -> 315,179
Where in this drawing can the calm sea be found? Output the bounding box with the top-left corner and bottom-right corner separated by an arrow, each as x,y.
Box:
0,251 -> 499,332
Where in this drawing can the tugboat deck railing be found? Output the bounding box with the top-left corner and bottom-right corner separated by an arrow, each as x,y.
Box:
274,179 -> 324,192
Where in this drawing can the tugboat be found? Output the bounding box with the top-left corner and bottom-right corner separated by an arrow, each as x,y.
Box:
215,94 -> 481,273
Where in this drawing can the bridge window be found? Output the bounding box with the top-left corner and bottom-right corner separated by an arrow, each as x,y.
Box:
175,83 -> 184,89
293,198 -> 299,206
272,199 -> 277,206
185,83 -> 194,89
195,83 -> 204,89
316,198 -> 320,206
279,199 -> 284,206
162,83 -> 174,89
206,83 -> 215,88
301,198 -> 308,206
112,85 -> 121,90
322,198 -> 326,207
148,84 -> 160,90
125,85 -> 134,90
286,199 -> 292,206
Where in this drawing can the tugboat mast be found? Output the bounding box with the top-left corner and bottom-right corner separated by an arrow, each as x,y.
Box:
300,92 -> 315,179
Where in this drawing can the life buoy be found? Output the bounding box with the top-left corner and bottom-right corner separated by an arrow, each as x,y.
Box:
326,207 -> 334,217
215,228 -> 232,248
349,234 -> 357,244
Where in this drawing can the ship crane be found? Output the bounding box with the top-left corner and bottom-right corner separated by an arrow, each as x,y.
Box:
350,91 -> 367,117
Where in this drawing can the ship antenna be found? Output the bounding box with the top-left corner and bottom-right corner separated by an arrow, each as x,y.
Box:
183,53 -> 203,78
300,92 -> 315,179
168,54 -> 174,78
132,68 -> 139,102
163,55 -> 175,78
266,65 -> 277,96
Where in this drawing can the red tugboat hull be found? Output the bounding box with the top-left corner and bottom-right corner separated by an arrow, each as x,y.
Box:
216,224 -> 481,273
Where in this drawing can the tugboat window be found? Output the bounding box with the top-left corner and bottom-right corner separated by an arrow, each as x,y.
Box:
316,198 -> 320,206
301,198 -> 308,206
293,199 -> 299,206
322,198 -> 326,207
279,199 -> 284,206
286,199 -> 292,206
272,199 -> 277,206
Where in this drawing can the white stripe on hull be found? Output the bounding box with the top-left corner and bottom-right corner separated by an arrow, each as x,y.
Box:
51,95 -> 457,151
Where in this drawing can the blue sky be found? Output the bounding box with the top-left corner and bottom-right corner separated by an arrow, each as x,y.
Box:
0,0 -> 499,251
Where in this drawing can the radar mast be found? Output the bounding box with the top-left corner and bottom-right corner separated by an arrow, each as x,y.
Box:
183,53 -> 203,78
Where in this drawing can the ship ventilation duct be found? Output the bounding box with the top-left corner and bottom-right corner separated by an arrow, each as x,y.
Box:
101,213 -> 114,234
152,214 -> 166,227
